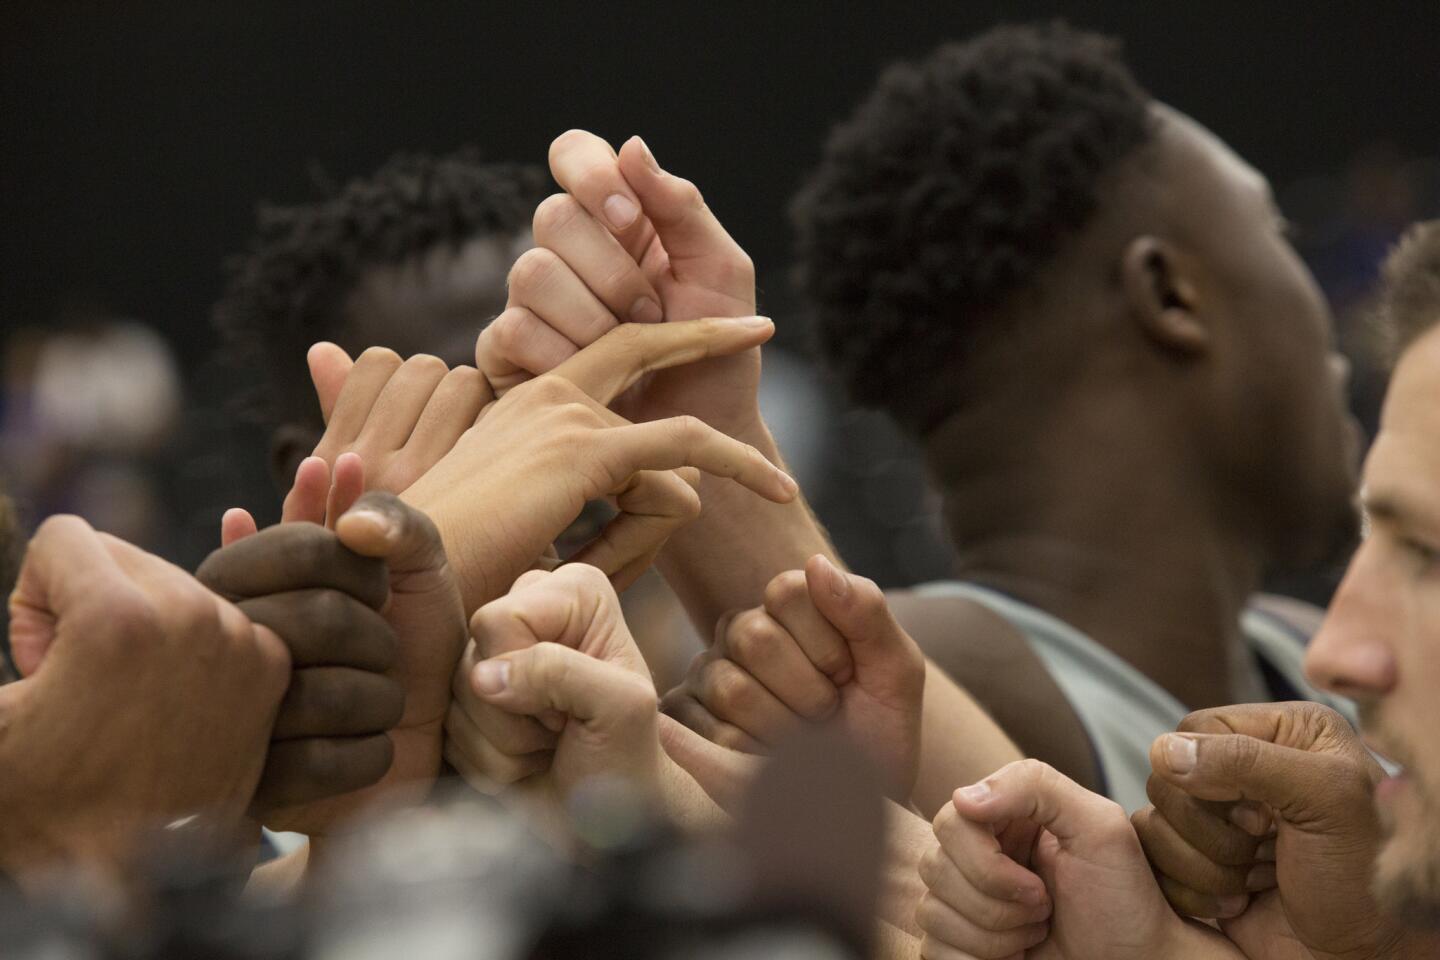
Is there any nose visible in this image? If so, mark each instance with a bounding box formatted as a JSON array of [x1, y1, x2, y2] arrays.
[[1305, 545, 1399, 697]]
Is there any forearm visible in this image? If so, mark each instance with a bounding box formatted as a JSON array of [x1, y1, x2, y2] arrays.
[[657, 755, 732, 833], [911, 660, 1024, 818], [656, 417, 838, 633]]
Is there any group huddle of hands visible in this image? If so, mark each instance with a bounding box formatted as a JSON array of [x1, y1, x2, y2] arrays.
[[1, 131, 1423, 959]]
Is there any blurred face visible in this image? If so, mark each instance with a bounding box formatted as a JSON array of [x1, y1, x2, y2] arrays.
[[269, 230, 531, 488], [1152, 109, 1359, 566], [345, 230, 532, 367], [1306, 324, 1440, 926]]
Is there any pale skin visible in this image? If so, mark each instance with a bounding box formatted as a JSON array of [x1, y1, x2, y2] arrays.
[[471, 129, 1023, 814]]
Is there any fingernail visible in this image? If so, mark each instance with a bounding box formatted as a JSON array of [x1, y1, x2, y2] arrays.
[[1165, 735, 1197, 774], [636, 136, 660, 172], [603, 194, 639, 230], [630, 296, 663, 324], [1215, 894, 1249, 918], [1245, 863, 1276, 891], [956, 781, 991, 804], [733, 314, 772, 329], [474, 660, 510, 695], [1229, 804, 1269, 836], [347, 508, 395, 542], [778, 471, 799, 498]]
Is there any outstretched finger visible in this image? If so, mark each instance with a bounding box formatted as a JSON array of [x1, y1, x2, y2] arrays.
[[324, 452, 365, 528], [221, 507, 259, 547], [549, 316, 774, 406], [599, 412, 796, 505], [308, 341, 355, 425], [281, 456, 332, 525], [547, 129, 655, 260]]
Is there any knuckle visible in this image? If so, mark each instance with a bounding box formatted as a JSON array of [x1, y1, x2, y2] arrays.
[[527, 374, 580, 406], [357, 345, 402, 370], [762, 570, 807, 612], [406, 353, 448, 380], [575, 166, 617, 205], [703, 659, 752, 713], [548, 128, 591, 161], [726, 610, 774, 661], [532, 193, 583, 240], [917, 849, 944, 888], [507, 247, 562, 295], [714, 726, 752, 753]]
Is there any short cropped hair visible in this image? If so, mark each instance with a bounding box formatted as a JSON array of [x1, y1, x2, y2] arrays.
[[213, 149, 547, 430], [792, 22, 1155, 434], [1378, 220, 1440, 363]]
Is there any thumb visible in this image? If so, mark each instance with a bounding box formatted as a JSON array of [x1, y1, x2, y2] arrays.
[[1150, 732, 1371, 827], [803, 555, 916, 677], [335, 491, 447, 585], [658, 713, 762, 816], [953, 759, 1129, 849], [474, 642, 656, 734]]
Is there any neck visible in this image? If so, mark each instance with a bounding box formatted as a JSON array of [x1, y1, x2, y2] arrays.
[[928, 386, 1263, 711]]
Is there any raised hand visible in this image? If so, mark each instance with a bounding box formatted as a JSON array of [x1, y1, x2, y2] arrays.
[[444, 564, 663, 834], [1135, 702, 1425, 960], [920, 759, 1241, 960], [662, 554, 925, 799], [306, 343, 491, 499], [478, 131, 761, 435], [197, 504, 400, 828], [403, 317, 796, 612], [1, 517, 290, 884]]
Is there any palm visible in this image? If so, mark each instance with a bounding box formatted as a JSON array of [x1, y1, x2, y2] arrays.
[[1032, 830, 1186, 960], [837, 684, 919, 798]]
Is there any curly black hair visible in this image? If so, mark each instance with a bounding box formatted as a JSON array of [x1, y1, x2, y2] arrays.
[[792, 22, 1156, 435], [214, 148, 548, 431], [1378, 219, 1440, 363]]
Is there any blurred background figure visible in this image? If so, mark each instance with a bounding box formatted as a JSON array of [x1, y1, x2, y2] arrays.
[[0, 314, 182, 552]]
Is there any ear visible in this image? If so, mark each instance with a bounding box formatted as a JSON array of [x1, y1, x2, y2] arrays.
[[1121, 236, 1209, 355], [267, 424, 320, 495]]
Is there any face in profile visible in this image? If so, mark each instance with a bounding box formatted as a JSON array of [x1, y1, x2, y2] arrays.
[[1149, 108, 1359, 567], [1306, 324, 1440, 926]]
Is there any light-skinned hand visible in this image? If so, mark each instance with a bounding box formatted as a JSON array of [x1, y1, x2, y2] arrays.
[[662, 554, 925, 799], [1, 516, 290, 885]]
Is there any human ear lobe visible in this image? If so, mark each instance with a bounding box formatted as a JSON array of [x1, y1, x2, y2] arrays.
[[1121, 236, 1208, 355]]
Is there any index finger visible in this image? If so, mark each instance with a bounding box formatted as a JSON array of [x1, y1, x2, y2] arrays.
[[549, 316, 773, 405], [548, 130, 654, 259]]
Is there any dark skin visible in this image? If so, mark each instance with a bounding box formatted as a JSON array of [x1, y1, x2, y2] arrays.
[[268, 232, 526, 491], [196, 521, 401, 816], [890, 106, 1359, 791]]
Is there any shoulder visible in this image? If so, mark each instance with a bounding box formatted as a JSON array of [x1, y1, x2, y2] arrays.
[[886, 587, 1103, 792]]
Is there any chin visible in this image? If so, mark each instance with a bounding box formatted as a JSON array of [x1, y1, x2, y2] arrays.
[[1374, 822, 1440, 929]]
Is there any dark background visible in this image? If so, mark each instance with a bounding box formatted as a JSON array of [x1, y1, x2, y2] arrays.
[[2, 0, 1437, 575]]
